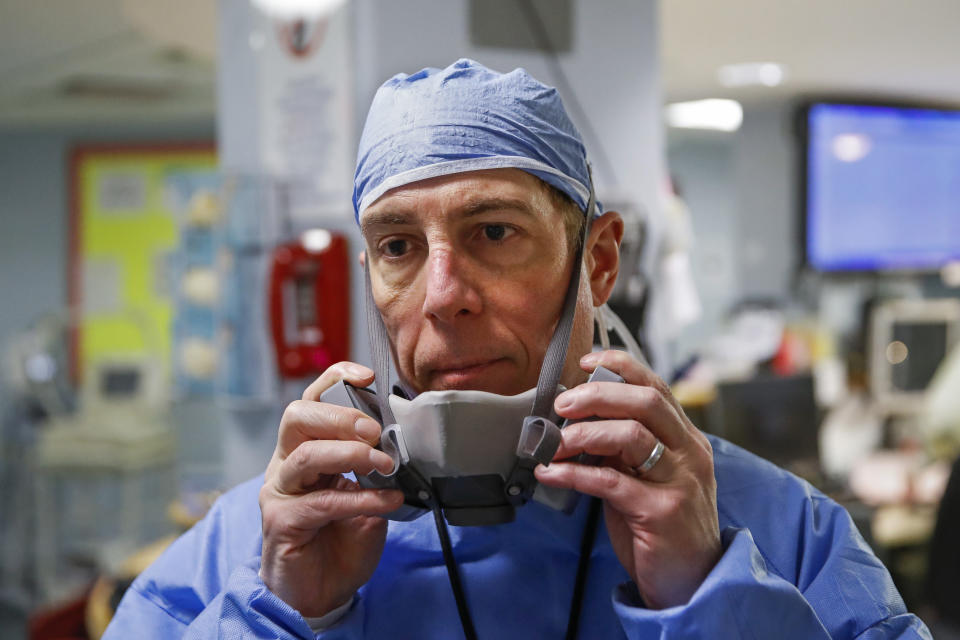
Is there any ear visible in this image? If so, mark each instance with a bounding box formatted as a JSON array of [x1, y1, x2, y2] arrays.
[[358, 250, 366, 268], [585, 211, 623, 307]]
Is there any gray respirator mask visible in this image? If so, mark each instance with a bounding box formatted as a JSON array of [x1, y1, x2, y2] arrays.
[[321, 172, 647, 526]]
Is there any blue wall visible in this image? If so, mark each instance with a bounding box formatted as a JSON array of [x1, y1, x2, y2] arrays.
[[0, 121, 215, 349], [0, 120, 220, 483]]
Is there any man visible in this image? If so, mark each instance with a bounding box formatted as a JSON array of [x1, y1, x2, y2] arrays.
[[105, 60, 930, 638]]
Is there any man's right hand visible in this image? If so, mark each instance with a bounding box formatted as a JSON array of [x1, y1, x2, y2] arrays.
[[259, 362, 404, 618]]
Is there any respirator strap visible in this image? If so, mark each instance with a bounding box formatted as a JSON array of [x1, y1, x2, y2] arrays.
[[505, 166, 595, 505], [530, 164, 597, 420], [364, 259, 397, 426], [597, 303, 651, 368]]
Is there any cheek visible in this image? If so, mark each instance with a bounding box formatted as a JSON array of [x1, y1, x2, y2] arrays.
[[486, 265, 569, 336], [373, 279, 423, 353]]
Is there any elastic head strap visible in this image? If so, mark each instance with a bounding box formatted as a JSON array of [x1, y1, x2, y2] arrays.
[[530, 165, 596, 419], [364, 259, 397, 425]]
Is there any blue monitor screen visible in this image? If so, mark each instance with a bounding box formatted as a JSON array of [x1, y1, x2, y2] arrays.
[[806, 102, 960, 272]]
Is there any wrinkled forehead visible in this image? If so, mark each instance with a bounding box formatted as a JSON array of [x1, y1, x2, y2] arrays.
[[358, 168, 556, 227], [355, 158, 592, 225]]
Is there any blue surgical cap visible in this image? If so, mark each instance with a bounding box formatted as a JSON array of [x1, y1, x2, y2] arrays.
[[353, 58, 598, 222]]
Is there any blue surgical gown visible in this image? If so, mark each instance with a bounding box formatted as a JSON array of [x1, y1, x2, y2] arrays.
[[104, 436, 932, 638]]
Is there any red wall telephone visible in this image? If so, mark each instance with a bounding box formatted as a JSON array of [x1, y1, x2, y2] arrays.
[[268, 230, 349, 379]]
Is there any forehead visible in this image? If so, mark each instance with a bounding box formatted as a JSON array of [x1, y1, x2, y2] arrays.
[[359, 168, 555, 228]]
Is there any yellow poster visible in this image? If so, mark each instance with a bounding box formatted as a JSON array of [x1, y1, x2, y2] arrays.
[[70, 145, 217, 383]]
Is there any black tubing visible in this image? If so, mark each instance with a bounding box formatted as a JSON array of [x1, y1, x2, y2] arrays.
[[433, 506, 479, 640], [565, 497, 602, 640]]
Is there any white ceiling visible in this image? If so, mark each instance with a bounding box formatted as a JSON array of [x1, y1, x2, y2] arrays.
[[0, 0, 216, 126], [661, 0, 960, 105], [1, 0, 959, 127]]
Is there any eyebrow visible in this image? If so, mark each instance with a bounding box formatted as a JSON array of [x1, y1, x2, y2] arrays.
[[460, 197, 537, 219], [360, 211, 415, 237], [361, 197, 537, 236]]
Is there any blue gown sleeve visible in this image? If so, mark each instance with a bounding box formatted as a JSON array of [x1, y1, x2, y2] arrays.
[[610, 440, 933, 639], [105, 552, 372, 639], [611, 527, 929, 639], [101, 472, 377, 639], [100, 475, 345, 639], [184, 561, 375, 638], [106, 558, 314, 639]]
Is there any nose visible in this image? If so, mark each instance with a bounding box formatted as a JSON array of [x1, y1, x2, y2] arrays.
[[422, 248, 482, 323]]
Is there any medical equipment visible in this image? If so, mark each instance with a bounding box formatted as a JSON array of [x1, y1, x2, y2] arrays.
[[1, 314, 76, 610], [34, 354, 175, 604], [870, 298, 960, 415], [321, 364, 622, 526], [714, 373, 819, 468]]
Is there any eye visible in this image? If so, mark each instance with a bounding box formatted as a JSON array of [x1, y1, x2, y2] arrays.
[[482, 224, 512, 242], [380, 238, 409, 257]]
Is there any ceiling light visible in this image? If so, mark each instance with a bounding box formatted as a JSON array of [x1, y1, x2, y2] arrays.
[[250, 0, 348, 19], [301, 228, 333, 253], [664, 99, 743, 132], [941, 261, 960, 288], [717, 62, 787, 88]]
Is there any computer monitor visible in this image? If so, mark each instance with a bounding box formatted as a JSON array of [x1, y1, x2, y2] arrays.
[[870, 298, 960, 415], [802, 101, 960, 272], [82, 355, 164, 413], [714, 374, 820, 467]]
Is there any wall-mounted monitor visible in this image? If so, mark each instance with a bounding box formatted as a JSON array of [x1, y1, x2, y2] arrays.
[[803, 101, 960, 272]]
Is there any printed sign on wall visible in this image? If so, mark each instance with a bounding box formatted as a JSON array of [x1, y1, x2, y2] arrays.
[[69, 144, 217, 384]]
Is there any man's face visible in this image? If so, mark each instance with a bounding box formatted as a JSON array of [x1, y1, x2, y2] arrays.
[[360, 169, 581, 395]]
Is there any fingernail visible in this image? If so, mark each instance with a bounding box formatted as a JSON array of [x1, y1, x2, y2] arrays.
[[355, 417, 381, 443], [347, 364, 372, 378], [374, 452, 396, 475], [580, 352, 599, 365], [555, 392, 574, 411]]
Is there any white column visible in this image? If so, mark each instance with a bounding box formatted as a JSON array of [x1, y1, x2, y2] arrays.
[[215, 0, 356, 487]]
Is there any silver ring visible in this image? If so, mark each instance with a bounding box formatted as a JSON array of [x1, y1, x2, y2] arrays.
[[633, 439, 665, 475]]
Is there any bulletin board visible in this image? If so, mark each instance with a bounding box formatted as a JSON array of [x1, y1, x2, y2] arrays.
[[68, 144, 217, 383]]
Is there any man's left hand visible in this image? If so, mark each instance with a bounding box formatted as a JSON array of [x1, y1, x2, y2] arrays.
[[534, 349, 721, 610]]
